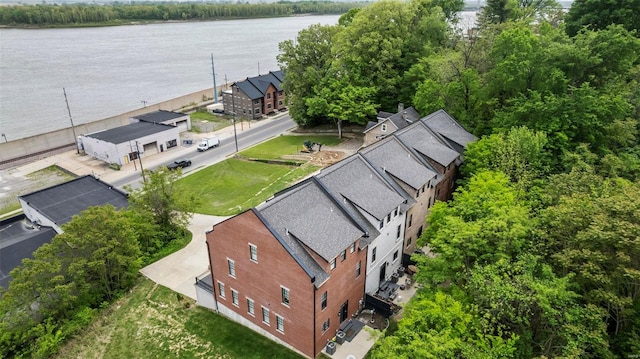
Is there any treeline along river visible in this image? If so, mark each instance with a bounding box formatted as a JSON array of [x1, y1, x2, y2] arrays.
[[0, 11, 478, 141]]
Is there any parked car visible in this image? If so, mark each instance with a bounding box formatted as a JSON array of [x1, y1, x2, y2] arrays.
[[167, 159, 192, 170]]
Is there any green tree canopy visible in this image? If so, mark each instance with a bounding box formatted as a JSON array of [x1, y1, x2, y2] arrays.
[[565, 0, 640, 37]]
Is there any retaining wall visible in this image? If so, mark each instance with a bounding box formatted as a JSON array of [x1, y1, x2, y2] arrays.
[[0, 88, 214, 165]]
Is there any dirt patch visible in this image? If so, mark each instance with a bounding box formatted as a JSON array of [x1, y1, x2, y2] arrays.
[[308, 150, 346, 166]]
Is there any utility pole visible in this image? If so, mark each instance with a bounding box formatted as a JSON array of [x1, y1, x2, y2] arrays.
[[129, 141, 137, 170], [135, 141, 146, 182], [211, 53, 218, 103], [257, 61, 260, 75], [224, 74, 229, 90], [231, 89, 239, 153], [63, 87, 79, 154]]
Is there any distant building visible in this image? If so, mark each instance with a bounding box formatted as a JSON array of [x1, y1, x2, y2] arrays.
[[79, 121, 180, 166], [131, 110, 191, 132], [222, 70, 286, 120]]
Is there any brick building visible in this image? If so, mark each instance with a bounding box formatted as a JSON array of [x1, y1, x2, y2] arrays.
[[222, 70, 286, 120]]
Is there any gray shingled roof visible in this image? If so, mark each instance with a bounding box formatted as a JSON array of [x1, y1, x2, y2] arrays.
[[133, 110, 186, 124], [360, 137, 437, 190], [235, 71, 284, 100], [421, 109, 476, 152], [0, 216, 56, 289], [396, 122, 460, 167], [86, 121, 175, 144], [258, 180, 364, 271], [317, 155, 405, 222], [386, 106, 420, 130], [19, 175, 129, 226]]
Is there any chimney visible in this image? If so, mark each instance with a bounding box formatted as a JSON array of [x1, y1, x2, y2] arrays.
[[398, 103, 404, 113]]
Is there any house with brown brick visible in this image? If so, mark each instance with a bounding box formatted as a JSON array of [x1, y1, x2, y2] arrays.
[[222, 70, 286, 120], [205, 178, 368, 358]]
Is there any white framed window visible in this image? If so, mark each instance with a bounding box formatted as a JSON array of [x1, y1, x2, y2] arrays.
[[381, 124, 387, 132], [249, 243, 258, 262], [397, 225, 402, 239], [350, 242, 356, 253], [372, 247, 377, 262], [218, 281, 226, 298], [281, 286, 290, 306], [394, 207, 398, 217], [393, 250, 399, 262], [262, 307, 270, 324], [356, 261, 361, 277], [330, 258, 336, 270], [276, 314, 284, 333], [379, 220, 384, 229], [247, 298, 255, 316], [340, 250, 346, 262], [227, 259, 236, 277], [322, 318, 330, 333], [231, 289, 239, 306], [387, 213, 391, 223], [321, 291, 327, 309]]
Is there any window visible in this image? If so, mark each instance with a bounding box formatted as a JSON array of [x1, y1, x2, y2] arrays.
[[422, 185, 425, 193], [166, 139, 177, 149], [321, 291, 327, 309], [267, 92, 271, 99], [428, 197, 432, 207], [381, 124, 387, 132], [227, 259, 236, 277], [394, 208, 398, 217], [267, 103, 272, 109], [231, 289, 239, 306], [356, 261, 361, 277], [436, 188, 440, 197], [407, 237, 412, 247], [322, 319, 330, 333], [249, 110, 252, 115], [340, 250, 346, 262], [379, 220, 384, 229], [409, 214, 413, 227], [416, 190, 420, 198], [278, 100, 283, 106], [418, 226, 423, 238], [350, 242, 356, 253], [249, 244, 258, 262], [330, 258, 336, 270], [387, 213, 391, 223], [218, 281, 225, 298], [397, 225, 402, 239], [281, 286, 290, 306], [247, 298, 255, 315], [393, 250, 399, 261], [372, 247, 377, 262], [279, 91, 283, 96], [276, 315, 284, 333], [262, 307, 270, 324]]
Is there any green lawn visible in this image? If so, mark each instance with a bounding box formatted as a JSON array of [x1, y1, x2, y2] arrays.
[[189, 109, 233, 133], [239, 135, 342, 160], [55, 277, 303, 359], [176, 158, 320, 216]]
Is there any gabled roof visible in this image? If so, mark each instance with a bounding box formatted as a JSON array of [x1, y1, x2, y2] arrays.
[[421, 109, 477, 153], [132, 110, 186, 124], [317, 154, 405, 223], [364, 106, 420, 134], [235, 70, 284, 100], [19, 175, 129, 226], [395, 122, 460, 167], [257, 180, 364, 283], [85, 121, 176, 144], [360, 137, 437, 190]]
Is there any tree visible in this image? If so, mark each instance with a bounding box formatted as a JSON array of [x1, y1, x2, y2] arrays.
[[0, 205, 140, 357], [416, 171, 532, 285], [277, 24, 341, 127], [370, 291, 518, 359], [126, 167, 195, 233], [477, 0, 561, 27], [565, 0, 640, 37]]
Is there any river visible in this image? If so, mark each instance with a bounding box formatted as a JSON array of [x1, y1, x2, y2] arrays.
[[0, 11, 478, 141]]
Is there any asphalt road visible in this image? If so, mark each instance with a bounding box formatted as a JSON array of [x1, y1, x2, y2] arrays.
[[112, 114, 296, 189]]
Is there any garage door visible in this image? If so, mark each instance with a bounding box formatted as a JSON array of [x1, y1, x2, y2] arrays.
[[143, 142, 158, 156]]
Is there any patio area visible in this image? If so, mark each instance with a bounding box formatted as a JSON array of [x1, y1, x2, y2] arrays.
[[322, 270, 420, 359]]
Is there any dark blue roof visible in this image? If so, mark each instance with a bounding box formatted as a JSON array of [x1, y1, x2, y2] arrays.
[[234, 70, 284, 100]]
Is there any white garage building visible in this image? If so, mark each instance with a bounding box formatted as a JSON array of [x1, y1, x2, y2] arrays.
[[131, 110, 191, 132], [79, 121, 181, 166]]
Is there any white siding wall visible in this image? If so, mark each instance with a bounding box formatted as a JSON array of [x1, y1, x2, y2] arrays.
[[359, 207, 406, 294], [19, 199, 62, 233]]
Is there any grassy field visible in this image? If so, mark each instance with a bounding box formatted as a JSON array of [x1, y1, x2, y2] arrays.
[[55, 277, 303, 359], [176, 158, 319, 216], [189, 109, 233, 133], [240, 135, 342, 160]]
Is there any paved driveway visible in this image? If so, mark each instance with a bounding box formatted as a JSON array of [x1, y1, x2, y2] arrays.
[[140, 213, 228, 300]]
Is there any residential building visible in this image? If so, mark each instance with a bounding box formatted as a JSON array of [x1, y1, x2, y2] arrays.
[[363, 105, 420, 146], [205, 179, 367, 358], [222, 70, 286, 120]]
